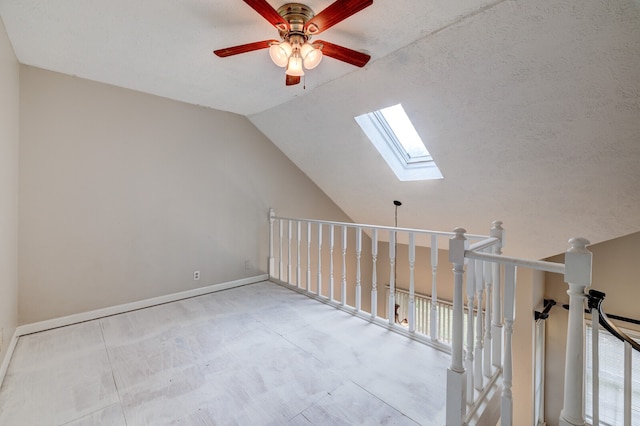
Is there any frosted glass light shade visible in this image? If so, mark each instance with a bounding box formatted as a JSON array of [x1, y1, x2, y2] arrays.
[[285, 55, 304, 76], [300, 43, 323, 69], [269, 42, 292, 68]]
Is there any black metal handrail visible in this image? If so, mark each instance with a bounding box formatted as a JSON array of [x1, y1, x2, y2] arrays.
[[587, 290, 640, 353], [534, 299, 556, 321]]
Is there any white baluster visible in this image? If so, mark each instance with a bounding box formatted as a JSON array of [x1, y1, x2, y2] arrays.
[[491, 221, 504, 368], [474, 258, 484, 391], [502, 264, 516, 426], [418, 298, 423, 333], [624, 341, 631, 426], [423, 298, 428, 334], [440, 305, 446, 342], [279, 219, 284, 280], [296, 221, 301, 288], [329, 224, 335, 302], [559, 237, 592, 426], [423, 299, 428, 334], [306, 222, 311, 292], [466, 258, 476, 404], [591, 307, 599, 426], [341, 225, 347, 306], [483, 250, 493, 377], [446, 228, 468, 425], [408, 232, 416, 333], [371, 229, 378, 319], [268, 209, 275, 277], [389, 231, 396, 326], [287, 220, 292, 283], [430, 235, 439, 341], [355, 227, 362, 312], [317, 223, 322, 296], [444, 304, 450, 343], [449, 304, 453, 343]]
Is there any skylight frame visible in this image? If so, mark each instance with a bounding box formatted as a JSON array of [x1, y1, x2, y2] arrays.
[[355, 104, 443, 181]]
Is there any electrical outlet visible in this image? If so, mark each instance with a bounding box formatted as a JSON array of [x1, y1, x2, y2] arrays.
[[244, 260, 251, 270], [193, 271, 200, 280]]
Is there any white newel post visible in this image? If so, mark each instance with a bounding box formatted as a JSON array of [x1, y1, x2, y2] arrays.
[[355, 227, 362, 312], [329, 225, 335, 302], [502, 264, 517, 426], [389, 231, 396, 326], [559, 237, 592, 426], [317, 223, 322, 296], [268, 209, 275, 277], [624, 342, 632, 426], [466, 258, 476, 403], [483, 250, 493, 377], [287, 221, 292, 283], [474, 258, 484, 391], [296, 221, 301, 288], [279, 219, 284, 280], [408, 232, 416, 333], [430, 235, 439, 341], [491, 220, 504, 368], [306, 222, 312, 292], [341, 226, 347, 306], [371, 229, 378, 319], [591, 302, 599, 426], [446, 228, 468, 426]]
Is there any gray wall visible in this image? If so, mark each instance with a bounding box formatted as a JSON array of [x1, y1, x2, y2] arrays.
[[0, 16, 19, 370], [18, 66, 352, 324]]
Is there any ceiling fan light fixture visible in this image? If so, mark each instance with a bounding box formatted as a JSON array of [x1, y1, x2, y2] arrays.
[[300, 42, 323, 69], [269, 41, 292, 67], [214, 0, 374, 86], [285, 54, 305, 76]]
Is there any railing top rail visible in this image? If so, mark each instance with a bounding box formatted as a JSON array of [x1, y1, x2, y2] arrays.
[[465, 249, 566, 274], [468, 237, 500, 252], [271, 215, 490, 240]]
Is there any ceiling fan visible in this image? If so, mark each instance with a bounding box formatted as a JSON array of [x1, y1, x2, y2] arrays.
[[214, 0, 373, 86]]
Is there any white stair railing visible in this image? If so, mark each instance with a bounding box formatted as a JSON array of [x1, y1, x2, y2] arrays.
[[387, 286, 476, 346], [268, 210, 594, 426], [446, 228, 592, 426], [587, 290, 640, 426], [268, 209, 489, 348]]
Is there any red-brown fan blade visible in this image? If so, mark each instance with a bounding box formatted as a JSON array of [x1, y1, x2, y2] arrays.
[[304, 0, 373, 34], [214, 40, 278, 57], [243, 0, 289, 31], [285, 74, 301, 86], [315, 40, 370, 67]]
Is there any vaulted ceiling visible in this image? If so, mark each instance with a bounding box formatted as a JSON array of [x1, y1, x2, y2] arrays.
[[2, 0, 639, 259]]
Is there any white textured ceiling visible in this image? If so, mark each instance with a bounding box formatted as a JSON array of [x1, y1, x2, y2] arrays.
[[2, 0, 639, 259]]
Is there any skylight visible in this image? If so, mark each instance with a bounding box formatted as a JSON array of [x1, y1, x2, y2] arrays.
[[355, 104, 443, 181]]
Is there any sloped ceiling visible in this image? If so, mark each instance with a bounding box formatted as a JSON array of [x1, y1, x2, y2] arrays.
[[1, 0, 639, 259]]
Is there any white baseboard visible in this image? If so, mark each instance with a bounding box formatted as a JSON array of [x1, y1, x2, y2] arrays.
[[0, 328, 20, 390], [15, 274, 268, 338]]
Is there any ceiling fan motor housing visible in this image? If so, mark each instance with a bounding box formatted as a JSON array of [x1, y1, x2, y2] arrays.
[[277, 3, 316, 41]]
